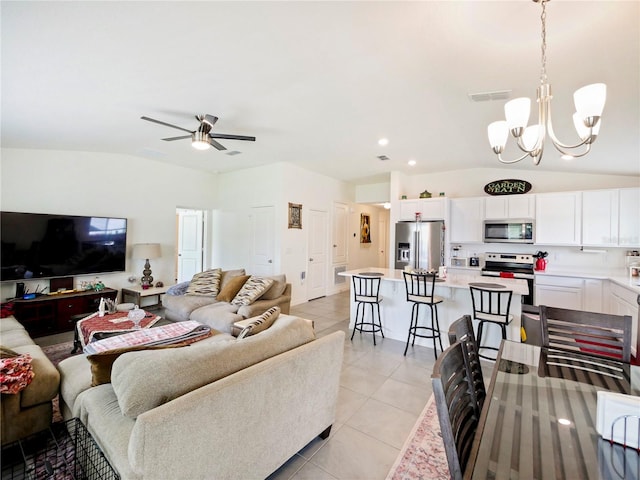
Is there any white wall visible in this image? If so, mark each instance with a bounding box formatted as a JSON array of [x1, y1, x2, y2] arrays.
[[0, 148, 218, 300], [394, 167, 639, 200]]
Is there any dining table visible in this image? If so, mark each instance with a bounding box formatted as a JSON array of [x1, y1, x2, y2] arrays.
[[465, 340, 640, 480]]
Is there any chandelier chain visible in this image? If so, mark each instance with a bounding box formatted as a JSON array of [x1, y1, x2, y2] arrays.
[[540, 0, 547, 85]]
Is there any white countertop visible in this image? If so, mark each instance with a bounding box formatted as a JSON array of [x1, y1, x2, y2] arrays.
[[340, 267, 530, 296], [534, 268, 640, 293]]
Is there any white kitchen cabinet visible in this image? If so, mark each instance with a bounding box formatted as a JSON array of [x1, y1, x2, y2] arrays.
[[450, 197, 484, 243], [399, 198, 446, 221], [535, 192, 581, 245], [535, 275, 584, 310], [485, 195, 535, 220], [582, 189, 619, 246], [619, 187, 640, 247], [583, 279, 604, 313], [609, 282, 639, 357]]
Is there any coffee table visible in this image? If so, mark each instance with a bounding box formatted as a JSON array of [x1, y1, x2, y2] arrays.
[[74, 310, 161, 352]]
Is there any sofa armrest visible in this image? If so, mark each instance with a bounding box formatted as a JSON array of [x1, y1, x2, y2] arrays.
[[237, 283, 292, 318]]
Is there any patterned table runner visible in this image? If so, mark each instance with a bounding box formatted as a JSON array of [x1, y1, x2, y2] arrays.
[[76, 310, 160, 348]]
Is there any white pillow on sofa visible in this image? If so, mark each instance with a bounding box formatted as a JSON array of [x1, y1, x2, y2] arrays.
[[231, 276, 274, 306]]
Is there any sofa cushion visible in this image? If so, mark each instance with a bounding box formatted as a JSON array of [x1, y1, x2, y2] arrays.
[[231, 276, 274, 306], [0, 329, 35, 350], [259, 274, 287, 300], [237, 306, 281, 339], [220, 269, 246, 288], [216, 275, 250, 302], [10, 344, 60, 408], [189, 303, 242, 334], [111, 315, 315, 419], [162, 294, 219, 321], [1, 346, 19, 358], [186, 268, 222, 297]]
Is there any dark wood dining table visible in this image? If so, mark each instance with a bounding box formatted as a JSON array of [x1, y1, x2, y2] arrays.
[[465, 340, 640, 480]]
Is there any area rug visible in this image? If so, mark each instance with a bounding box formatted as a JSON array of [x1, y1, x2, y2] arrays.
[[42, 341, 79, 423], [386, 394, 450, 480]]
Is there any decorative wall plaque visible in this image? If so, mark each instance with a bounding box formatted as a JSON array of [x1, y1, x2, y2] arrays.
[[288, 203, 302, 229], [360, 213, 371, 243], [484, 179, 532, 196]]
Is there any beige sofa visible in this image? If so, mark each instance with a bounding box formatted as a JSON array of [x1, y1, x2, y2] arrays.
[[162, 269, 292, 333], [57, 315, 344, 479], [0, 316, 60, 445]]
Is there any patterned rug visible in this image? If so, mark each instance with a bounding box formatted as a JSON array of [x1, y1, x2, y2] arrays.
[[386, 394, 450, 480], [42, 341, 78, 423]]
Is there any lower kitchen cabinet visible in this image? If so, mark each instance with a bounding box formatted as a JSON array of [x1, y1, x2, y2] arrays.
[[535, 275, 584, 311], [609, 282, 639, 357]]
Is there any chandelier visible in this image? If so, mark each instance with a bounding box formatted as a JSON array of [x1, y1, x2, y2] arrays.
[[487, 0, 606, 165]]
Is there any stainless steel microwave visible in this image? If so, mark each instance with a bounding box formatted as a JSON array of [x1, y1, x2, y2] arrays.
[[483, 220, 534, 244]]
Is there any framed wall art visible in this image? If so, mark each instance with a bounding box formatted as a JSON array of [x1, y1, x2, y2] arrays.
[[288, 202, 302, 229], [360, 213, 371, 243]]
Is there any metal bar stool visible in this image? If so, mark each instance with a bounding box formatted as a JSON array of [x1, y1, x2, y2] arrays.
[[469, 285, 513, 360], [403, 271, 444, 358], [351, 275, 384, 345]]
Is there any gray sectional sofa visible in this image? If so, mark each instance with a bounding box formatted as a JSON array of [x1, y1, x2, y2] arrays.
[[162, 268, 292, 334], [0, 316, 60, 445], [57, 314, 345, 479]]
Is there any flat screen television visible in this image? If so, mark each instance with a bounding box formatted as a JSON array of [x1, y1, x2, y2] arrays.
[[1, 211, 127, 282]]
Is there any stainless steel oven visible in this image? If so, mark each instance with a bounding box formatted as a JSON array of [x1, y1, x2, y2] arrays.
[[481, 253, 535, 305]]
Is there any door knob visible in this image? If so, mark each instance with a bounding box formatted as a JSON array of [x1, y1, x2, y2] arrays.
[[268, 260, 273, 263], [309, 258, 314, 261]]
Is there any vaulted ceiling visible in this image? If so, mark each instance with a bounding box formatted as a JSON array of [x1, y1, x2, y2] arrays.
[[2, 1, 638, 184]]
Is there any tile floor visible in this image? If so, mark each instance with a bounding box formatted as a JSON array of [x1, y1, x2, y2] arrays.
[[267, 291, 439, 480]]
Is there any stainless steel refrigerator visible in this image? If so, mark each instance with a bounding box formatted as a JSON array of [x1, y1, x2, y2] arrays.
[[395, 221, 445, 271]]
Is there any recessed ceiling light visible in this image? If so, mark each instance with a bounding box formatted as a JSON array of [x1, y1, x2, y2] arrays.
[[558, 418, 572, 426], [378, 138, 389, 146], [408, 159, 416, 166]]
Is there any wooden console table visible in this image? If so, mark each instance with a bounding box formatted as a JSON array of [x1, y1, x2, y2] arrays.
[[12, 288, 117, 338], [121, 285, 170, 310]]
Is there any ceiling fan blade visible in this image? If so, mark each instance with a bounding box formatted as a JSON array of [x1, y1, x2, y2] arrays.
[[209, 133, 256, 142], [209, 138, 227, 151], [162, 135, 192, 141], [203, 114, 219, 127], [141, 116, 194, 134]]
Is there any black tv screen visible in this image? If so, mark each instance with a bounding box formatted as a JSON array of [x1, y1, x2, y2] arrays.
[[1, 211, 127, 281]]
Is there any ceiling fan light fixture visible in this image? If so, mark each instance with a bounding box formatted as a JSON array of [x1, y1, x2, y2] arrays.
[[191, 132, 211, 150]]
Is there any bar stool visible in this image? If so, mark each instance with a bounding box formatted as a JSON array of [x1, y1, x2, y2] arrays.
[[351, 275, 384, 345], [403, 271, 444, 358], [469, 286, 513, 360]]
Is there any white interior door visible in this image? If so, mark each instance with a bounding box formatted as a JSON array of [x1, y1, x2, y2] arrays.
[[251, 206, 275, 276], [378, 216, 388, 268], [332, 202, 348, 265], [177, 209, 203, 283], [308, 209, 328, 300]]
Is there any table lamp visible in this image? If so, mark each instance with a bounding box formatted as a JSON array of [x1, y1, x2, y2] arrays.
[[132, 243, 161, 288]]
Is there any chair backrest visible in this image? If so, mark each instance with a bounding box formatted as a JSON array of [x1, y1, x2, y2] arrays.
[[352, 275, 381, 303], [540, 305, 631, 363], [469, 286, 513, 323], [403, 271, 437, 302], [447, 315, 486, 413], [431, 341, 479, 480]]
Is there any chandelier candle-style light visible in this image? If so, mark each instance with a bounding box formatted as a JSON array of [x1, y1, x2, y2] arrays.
[[488, 0, 606, 165]]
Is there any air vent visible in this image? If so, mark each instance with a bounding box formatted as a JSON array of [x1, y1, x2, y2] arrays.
[[377, 155, 390, 161], [468, 90, 512, 102], [226, 150, 242, 156]]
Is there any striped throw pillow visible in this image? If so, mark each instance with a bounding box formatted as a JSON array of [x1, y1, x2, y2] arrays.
[[231, 276, 274, 306], [185, 268, 222, 297], [237, 307, 281, 339]]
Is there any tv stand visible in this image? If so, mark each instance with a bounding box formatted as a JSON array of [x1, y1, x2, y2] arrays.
[[12, 288, 117, 338]]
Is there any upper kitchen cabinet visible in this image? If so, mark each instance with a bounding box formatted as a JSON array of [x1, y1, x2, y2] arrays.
[[619, 187, 640, 247], [582, 189, 619, 246], [398, 198, 446, 221], [582, 187, 640, 247], [450, 197, 484, 243], [535, 192, 581, 245], [485, 195, 535, 220]]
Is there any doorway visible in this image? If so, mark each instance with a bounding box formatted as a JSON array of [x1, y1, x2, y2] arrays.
[[307, 209, 328, 300], [175, 208, 205, 283]]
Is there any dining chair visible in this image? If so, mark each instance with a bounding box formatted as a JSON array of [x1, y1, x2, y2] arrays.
[[447, 314, 486, 413], [351, 275, 384, 345], [403, 271, 444, 358], [469, 285, 513, 360], [431, 341, 479, 480], [539, 305, 632, 363]]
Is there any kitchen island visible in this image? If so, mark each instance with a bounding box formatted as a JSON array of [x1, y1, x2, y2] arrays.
[[340, 267, 529, 353]]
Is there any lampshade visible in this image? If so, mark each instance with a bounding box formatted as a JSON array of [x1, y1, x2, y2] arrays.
[[191, 132, 211, 150], [504, 97, 531, 132], [488, 121, 509, 150], [573, 83, 607, 119], [132, 243, 161, 260]]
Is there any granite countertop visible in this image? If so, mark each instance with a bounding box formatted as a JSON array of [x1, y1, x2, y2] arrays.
[[340, 267, 530, 295]]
